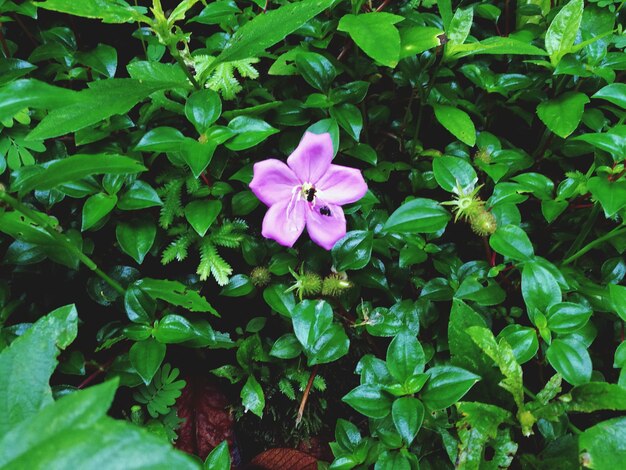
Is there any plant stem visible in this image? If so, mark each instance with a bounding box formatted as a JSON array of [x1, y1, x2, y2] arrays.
[[296, 365, 319, 427], [0, 23, 11, 58], [562, 224, 626, 266], [169, 46, 201, 90], [0, 190, 126, 296]]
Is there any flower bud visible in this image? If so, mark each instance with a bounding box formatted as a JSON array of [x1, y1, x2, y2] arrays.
[[322, 273, 352, 297], [470, 209, 497, 236], [250, 266, 271, 287]]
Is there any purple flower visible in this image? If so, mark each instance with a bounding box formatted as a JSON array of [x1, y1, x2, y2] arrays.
[[249, 132, 368, 250]]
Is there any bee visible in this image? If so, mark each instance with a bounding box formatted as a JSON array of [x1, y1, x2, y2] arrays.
[[319, 206, 332, 216], [305, 187, 316, 202]]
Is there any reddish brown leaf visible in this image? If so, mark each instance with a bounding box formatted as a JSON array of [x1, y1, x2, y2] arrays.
[[175, 375, 236, 461], [248, 448, 318, 470]]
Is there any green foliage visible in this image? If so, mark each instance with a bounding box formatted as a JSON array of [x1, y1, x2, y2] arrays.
[[133, 363, 186, 419], [1, 0, 626, 467]]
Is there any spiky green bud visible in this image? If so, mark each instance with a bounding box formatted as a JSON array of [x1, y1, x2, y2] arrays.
[[322, 273, 352, 297], [286, 268, 322, 300], [470, 209, 497, 236], [250, 266, 271, 287]]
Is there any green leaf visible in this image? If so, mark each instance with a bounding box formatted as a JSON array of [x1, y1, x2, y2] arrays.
[[116, 219, 156, 264], [117, 181, 163, 211], [421, 366, 480, 410], [129, 338, 166, 385], [77, 44, 117, 78], [384, 198, 451, 233], [81, 193, 117, 231], [214, 0, 336, 64], [262, 284, 295, 317], [610, 284, 626, 321], [135, 278, 219, 315], [0, 304, 78, 434], [448, 299, 493, 374], [568, 382, 626, 412], [0, 59, 37, 86], [205, 440, 231, 470], [0, 380, 117, 466], [450, 37, 547, 58], [153, 314, 215, 346], [579, 417, 626, 468], [497, 325, 539, 365], [593, 83, 626, 109], [269, 333, 302, 359], [241, 375, 265, 417], [432, 155, 477, 193], [124, 285, 156, 324], [546, 302, 592, 334], [546, 338, 591, 386], [392, 397, 424, 446], [291, 300, 350, 365], [295, 52, 337, 92], [1, 380, 198, 468], [447, 7, 473, 47], [467, 326, 527, 426], [184, 200, 222, 237], [587, 177, 626, 217], [35, 0, 143, 23], [11, 154, 146, 196], [135, 127, 185, 152], [536, 92, 589, 138], [185, 89, 222, 134], [522, 260, 561, 316], [0, 79, 79, 122], [337, 12, 404, 68], [342, 384, 393, 418], [386, 331, 425, 383], [545, 0, 584, 66], [331, 230, 373, 271], [489, 224, 534, 261], [225, 116, 278, 151], [433, 104, 476, 146], [329, 103, 363, 141], [455, 401, 511, 469], [220, 274, 254, 297], [400, 26, 444, 59], [28, 79, 183, 140]]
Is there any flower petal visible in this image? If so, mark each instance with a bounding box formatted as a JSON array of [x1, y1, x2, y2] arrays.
[[287, 132, 334, 184], [262, 199, 306, 247], [316, 164, 368, 205], [305, 203, 346, 251], [249, 159, 300, 206]]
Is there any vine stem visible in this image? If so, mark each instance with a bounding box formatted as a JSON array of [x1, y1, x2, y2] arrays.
[[0, 189, 126, 296], [296, 365, 319, 427], [562, 224, 626, 266], [169, 46, 201, 90], [0, 23, 10, 58]]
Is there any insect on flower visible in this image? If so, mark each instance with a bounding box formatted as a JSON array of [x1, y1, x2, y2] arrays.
[[249, 132, 368, 250]]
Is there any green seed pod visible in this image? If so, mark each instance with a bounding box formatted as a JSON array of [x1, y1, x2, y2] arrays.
[[470, 209, 497, 236]]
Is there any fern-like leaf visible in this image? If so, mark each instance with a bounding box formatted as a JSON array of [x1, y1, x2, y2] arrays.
[[159, 179, 184, 229], [133, 364, 186, 418], [279, 378, 296, 400], [197, 238, 233, 285], [162, 232, 193, 264]]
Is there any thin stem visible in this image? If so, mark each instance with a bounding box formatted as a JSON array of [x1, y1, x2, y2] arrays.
[[0, 190, 126, 296], [563, 204, 599, 260], [413, 58, 443, 143], [169, 46, 201, 90], [0, 23, 11, 58], [296, 365, 319, 427], [562, 224, 626, 266]]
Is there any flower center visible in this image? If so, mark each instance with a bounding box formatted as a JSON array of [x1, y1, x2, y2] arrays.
[[300, 183, 317, 203]]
